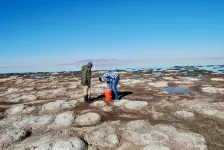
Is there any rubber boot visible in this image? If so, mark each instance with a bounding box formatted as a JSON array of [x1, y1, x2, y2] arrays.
[[84, 95, 89, 102]]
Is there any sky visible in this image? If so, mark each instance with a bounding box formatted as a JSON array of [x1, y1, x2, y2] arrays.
[[0, 0, 224, 73]]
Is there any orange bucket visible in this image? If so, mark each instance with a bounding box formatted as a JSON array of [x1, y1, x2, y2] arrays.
[[104, 88, 113, 102]]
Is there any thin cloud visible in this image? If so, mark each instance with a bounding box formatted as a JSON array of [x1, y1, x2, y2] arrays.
[[1, 57, 223, 69]]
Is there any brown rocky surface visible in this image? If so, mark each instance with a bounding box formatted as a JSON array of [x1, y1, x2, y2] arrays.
[[0, 69, 223, 150]]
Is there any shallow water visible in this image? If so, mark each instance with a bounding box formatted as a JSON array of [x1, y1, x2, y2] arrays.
[[137, 78, 145, 80], [132, 74, 139, 77], [29, 76, 48, 79], [197, 74, 204, 78], [152, 72, 163, 75], [200, 82, 209, 85], [163, 88, 189, 94]]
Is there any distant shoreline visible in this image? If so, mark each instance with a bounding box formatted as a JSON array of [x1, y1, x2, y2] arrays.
[[0, 64, 223, 75]]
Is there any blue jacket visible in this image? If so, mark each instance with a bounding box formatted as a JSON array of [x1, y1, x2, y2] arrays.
[[102, 72, 119, 82]]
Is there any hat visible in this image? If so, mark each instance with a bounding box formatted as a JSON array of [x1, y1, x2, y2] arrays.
[[87, 62, 93, 68]]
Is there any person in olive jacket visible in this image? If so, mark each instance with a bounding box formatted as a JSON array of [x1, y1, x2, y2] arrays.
[[81, 62, 93, 102]]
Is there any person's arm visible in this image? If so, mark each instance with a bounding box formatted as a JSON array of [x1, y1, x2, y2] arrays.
[[87, 69, 91, 87], [81, 66, 86, 85], [102, 74, 110, 88], [103, 73, 112, 82]]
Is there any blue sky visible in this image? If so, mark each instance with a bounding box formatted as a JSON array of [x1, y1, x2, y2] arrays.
[[0, 0, 224, 72]]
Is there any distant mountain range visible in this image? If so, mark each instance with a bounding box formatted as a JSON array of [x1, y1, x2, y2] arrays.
[[1, 57, 223, 69], [59, 59, 133, 66]]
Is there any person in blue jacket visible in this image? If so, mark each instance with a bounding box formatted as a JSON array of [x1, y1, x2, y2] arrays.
[[99, 72, 120, 101]]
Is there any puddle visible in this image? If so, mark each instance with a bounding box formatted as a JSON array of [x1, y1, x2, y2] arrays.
[[185, 76, 195, 79], [132, 74, 139, 77], [137, 78, 145, 80], [163, 88, 189, 94], [29, 76, 48, 79], [182, 75, 203, 79], [132, 74, 141, 80], [152, 72, 163, 75], [200, 82, 209, 85], [197, 74, 204, 78]]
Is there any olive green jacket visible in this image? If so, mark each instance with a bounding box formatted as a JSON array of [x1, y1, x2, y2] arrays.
[[81, 65, 91, 87]]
